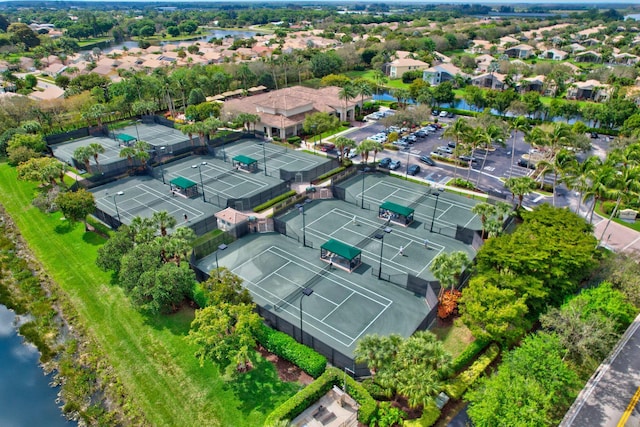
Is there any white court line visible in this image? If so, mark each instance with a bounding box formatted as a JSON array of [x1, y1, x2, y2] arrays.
[[136, 184, 204, 217], [232, 245, 391, 346], [368, 180, 479, 212]]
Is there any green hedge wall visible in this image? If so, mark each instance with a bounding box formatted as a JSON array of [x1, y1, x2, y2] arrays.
[[254, 323, 327, 378], [263, 367, 376, 426], [444, 343, 500, 400], [253, 190, 297, 213], [312, 166, 346, 184], [451, 339, 491, 374], [403, 400, 441, 427]]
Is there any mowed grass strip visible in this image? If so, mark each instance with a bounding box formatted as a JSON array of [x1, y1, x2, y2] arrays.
[[0, 164, 297, 426]]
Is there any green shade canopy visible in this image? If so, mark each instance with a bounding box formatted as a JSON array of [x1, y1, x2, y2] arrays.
[[380, 201, 414, 217], [232, 155, 257, 165], [321, 239, 361, 260], [170, 176, 198, 189], [116, 133, 136, 143]]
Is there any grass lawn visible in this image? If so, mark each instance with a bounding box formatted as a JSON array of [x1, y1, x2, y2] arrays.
[[0, 164, 299, 426], [432, 319, 475, 359], [595, 202, 640, 233]]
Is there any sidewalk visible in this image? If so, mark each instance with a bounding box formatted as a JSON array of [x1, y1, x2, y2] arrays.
[[592, 216, 640, 254]]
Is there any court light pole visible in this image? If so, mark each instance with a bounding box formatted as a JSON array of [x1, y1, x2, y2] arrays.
[[215, 244, 227, 279], [113, 191, 124, 224], [430, 192, 440, 233], [134, 119, 141, 141], [299, 205, 306, 248], [374, 233, 385, 279], [192, 162, 207, 202], [299, 288, 314, 343], [262, 140, 267, 176], [361, 168, 366, 209], [158, 146, 166, 184], [405, 147, 411, 180]]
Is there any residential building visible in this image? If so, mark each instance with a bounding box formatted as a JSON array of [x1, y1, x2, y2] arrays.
[[567, 80, 612, 102], [386, 57, 429, 79], [422, 63, 467, 86], [539, 48, 568, 61], [221, 86, 365, 140], [504, 44, 535, 59], [471, 72, 506, 90], [613, 53, 639, 65], [575, 50, 602, 63], [519, 75, 545, 93], [475, 54, 496, 73]]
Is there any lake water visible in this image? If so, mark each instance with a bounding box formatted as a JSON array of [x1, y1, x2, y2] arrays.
[[625, 14, 640, 21], [0, 305, 76, 427], [99, 29, 257, 53]]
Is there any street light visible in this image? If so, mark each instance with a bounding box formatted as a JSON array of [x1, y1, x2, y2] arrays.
[[134, 119, 141, 141], [430, 192, 440, 233], [374, 233, 385, 279], [113, 191, 124, 224], [191, 162, 208, 202], [299, 205, 306, 247], [158, 146, 166, 184], [215, 244, 227, 279], [299, 288, 314, 343]]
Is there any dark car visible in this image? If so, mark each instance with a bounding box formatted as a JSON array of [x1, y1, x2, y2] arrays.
[[320, 143, 335, 152], [447, 141, 457, 148], [447, 112, 455, 118], [590, 132, 599, 139], [379, 157, 392, 168], [407, 164, 421, 176], [431, 110, 440, 116], [419, 155, 436, 166], [517, 158, 536, 169], [459, 155, 477, 163], [414, 130, 427, 138]]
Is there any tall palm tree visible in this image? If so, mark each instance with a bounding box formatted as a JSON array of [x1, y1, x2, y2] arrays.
[[443, 118, 471, 179], [370, 141, 385, 165], [338, 83, 357, 122], [119, 147, 137, 170], [179, 123, 198, 147], [73, 146, 92, 174], [133, 140, 151, 169], [87, 142, 105, 172], [354, 79, 373, 111], [583, 163, 615, 224], [357, 139, 375, 165], [508, 116, 531, 179], [564, 155, 602, 217], [504, 176, 536, 209], [353, 333, 403, 378], [152, 210, 177, 236], [430, 251, 470, 300], [372, 69, 387, 95], [471, 202, 496, 239], [334, 136, 356, 164]]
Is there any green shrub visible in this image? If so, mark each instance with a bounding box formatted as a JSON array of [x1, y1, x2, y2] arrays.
[[444, 343, 500, 400], [450, 178, 474, 190], [192, 283, 208, 308], [254, 323, 327, 378], [362, 378, 394, 400], [264, 367, 376, 426], [340, 121, 351, 127], [601, 201, 617, 216], [253, 190, 297, 212], [287, 136, 301, 145], [403, 400, 441, 427], [451, 339, 490, 373], [312, 166, 346, 183], [384, 143, 400, 151]]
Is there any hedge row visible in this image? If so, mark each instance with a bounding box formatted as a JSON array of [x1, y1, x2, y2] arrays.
[[312, 166, 346, 184], [254, 323, 327, 378], [444, 343, 500, 400], [191, 283, 208, 309], [263, 367, 376, 426], [252, 190, 297, 213], [403, 401, 441, 427], [451, 339, 491, 374]]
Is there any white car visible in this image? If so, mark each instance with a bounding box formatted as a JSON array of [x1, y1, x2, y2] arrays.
[[439, 111, 448, 118]]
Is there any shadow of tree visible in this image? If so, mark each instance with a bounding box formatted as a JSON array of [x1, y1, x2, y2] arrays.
[[54, 220, 74, 234], [226, 355, 301, 414], [82, 230, 107, 246]]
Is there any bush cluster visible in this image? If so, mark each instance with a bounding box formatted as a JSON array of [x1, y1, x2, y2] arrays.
[[287, 136, 301, 145], [254, 323, 327, 378], [444, 343, 500, 399], [403, 400, 441, 427], [450, 177, 475, 190], [450, 339, 491, 373], [252, 190, 297, 213], [311, 166, 346, 184], [263, 367, 376, 426]]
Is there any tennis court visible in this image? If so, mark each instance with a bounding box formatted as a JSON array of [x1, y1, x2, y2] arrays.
[[224, 139, 331, 174], [52, 135, 125, 166], [281, 199, 476, 282], [160, 155, 284, 208], [112, 122, 189, 149], [199, 233, 432, 357], [91, 175, 209, 226], [336, 173, 482, 236]]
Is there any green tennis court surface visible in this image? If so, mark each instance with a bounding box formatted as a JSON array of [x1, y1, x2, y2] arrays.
[[224, 139, 330, 173]]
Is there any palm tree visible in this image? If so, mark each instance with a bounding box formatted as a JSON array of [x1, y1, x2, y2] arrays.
[[471, 202, 496, 239], [353, 333, 403, 378], [583, 163, 615, 224], [370, 141, 385, 165], [357, 139, 375, 165], [119, 147, 137, 169], [202, 117, 223, 144], [443, 118, 471, 179], [133, 140, 151, 169], [504, 176, 537, 209], [392, 88, 411, 109], [334, 136, 356, 164], [170, 226, 196, 265], [372, 69, 387, 95], [87, 142, 105, 172], [338, 83, 357, 122], [179, 123, 198, 147], [354, 79, 373, 111], [508, 116, 531, 179], [430, 251, 470, 301], [152, 210, 177, 236], [564, 155, 602, 217], [73, 146, 92, 174]]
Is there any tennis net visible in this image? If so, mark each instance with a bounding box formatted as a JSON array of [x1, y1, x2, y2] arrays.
[[274, 263, 331, 311]]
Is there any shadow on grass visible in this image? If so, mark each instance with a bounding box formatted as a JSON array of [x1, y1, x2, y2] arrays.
[[82, 230, 108, 245], [145, 302, 196, 336], [54, 219, 74, 234], [226, 355, 301, 414]]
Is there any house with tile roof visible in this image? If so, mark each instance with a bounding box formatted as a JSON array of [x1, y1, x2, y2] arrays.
[[422, 63, 467, 86], [386, 57, 429, 79]]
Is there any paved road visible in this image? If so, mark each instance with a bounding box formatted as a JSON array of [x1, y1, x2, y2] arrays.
[[561, 314, 640, 427]]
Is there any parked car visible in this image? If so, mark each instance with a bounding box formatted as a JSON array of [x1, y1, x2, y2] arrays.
[[406, 135, 417, 142], [447, 112, 455, 118], [419, 155, 436, 166], [432, 110, 440, 116], [590, 132, 599, 139], [320, 143, 335, 152], [345, 149, 358, 159], [379, 157, 392, 168], [437, 146, 453, 154], [389, 160, 401, 170], [439, 110, 448, 118], [517, 158, 537, 169], [414, 130, 428, 138], [407, 164, 421, 176], [459, 155, 477, 163], [447, 141, 457, 148]]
